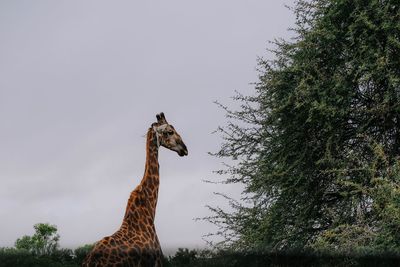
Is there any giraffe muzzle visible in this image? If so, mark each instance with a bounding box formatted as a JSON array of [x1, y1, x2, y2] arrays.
[[178, 142, 188, 157]]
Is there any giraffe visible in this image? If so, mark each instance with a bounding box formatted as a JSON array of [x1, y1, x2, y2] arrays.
[[83, 112, 188, 267]]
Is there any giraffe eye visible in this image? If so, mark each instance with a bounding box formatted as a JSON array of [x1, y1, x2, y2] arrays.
[[163, 131, 173, 137]]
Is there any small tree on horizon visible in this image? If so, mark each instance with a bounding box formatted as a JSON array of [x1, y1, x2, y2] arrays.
[[15, 223, 60, 256]]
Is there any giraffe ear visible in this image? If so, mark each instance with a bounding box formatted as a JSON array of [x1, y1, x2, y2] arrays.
[[156, 112, 167, 124]]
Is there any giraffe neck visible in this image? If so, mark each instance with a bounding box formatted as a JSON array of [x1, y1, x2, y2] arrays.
[[140, 127, 160, 207], [123, 128, 160, 228]]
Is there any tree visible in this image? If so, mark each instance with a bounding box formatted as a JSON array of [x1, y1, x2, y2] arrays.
[[15, 223, 60, 255], [209, 0, 400, 252], [168, 248, 199, 267], [14, 235, 35, 251], [73, 244, 94, 264]]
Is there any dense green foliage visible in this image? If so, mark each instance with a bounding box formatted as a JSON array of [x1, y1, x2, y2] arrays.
[[0, 247, 78, 267], [15, 223, 60, 256], [208, 0, 400, 252], [1, 223, 93, 267], [1, 246, 399, 267], [73, 243, 94, 264], [1, 223, 399, 266]]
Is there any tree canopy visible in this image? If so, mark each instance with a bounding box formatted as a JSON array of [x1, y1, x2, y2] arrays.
[[209, 0, 400, 252], [15, 223, 60, 255]]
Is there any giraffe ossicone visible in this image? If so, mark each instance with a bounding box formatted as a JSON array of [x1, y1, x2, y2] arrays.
[[83, 112, 188, 267]]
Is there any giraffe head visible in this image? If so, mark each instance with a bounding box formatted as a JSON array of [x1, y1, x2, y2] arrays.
[[152, 112, 188, 157]]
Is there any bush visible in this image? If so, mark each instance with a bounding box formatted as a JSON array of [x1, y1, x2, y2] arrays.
[[0, 247, 78, 267], [73, 244, 94, 264]]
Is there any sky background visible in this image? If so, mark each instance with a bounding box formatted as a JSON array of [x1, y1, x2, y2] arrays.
[[0, 0, 295, 252]]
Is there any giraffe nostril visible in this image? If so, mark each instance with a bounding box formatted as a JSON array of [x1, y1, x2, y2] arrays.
[[180, 142, 188, 156], [178, 145, 188, 157], [181, 142, 187, 151]]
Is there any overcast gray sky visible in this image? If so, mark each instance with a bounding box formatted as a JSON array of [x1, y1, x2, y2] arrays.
[[0, 0, 295, 251]]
